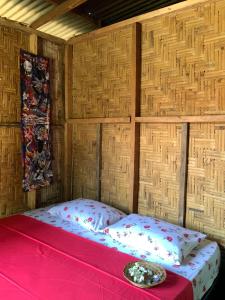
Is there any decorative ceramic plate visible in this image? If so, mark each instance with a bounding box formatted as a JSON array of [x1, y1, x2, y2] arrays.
[[123, 261, 166, 288]]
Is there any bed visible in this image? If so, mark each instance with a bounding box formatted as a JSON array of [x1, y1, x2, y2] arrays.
[[0, 201, 220, 300], [24, 205, 220, 300]]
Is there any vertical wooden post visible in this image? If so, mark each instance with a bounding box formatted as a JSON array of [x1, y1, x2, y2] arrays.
[[178, 123, 189, 227], [26, 33, 38, 209], [129, 23, 141, 213], [96, 123, 102, 201], [29, 34, 38, 54], [64, 44, 73, 201]]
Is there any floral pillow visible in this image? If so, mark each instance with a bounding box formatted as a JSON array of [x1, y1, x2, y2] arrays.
[[103, 214, 206, 265], [48, 198, 126, 232]]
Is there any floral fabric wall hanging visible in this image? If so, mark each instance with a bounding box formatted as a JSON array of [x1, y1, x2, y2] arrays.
[[20, 50, 53, 191]]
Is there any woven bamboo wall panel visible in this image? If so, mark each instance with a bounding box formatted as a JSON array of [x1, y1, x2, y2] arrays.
[[38, 38, 65, 125], [141, 0, 225, 116], [72, 124, 97, 200], [0, 26, 30, 123], [37, 126, 64, 207], [72, 26, 132, 118], [0, 128, 27, 217], [101, 124, 131, 212], [186, 123, 225, 247], [139, 124, 182, 224]]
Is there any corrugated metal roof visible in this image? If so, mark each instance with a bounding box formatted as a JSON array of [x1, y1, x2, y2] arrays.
[[0, 0, 54, 24], [0, 0, 185, 40], [39, 13, 96, 40], [0, 0, 97, 40], [76, 0, 184, 26]]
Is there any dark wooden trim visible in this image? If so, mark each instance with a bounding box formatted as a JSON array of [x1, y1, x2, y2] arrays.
[[26, 34, 38, 209], [130, 123, 141, 213], [64, 123, 73, 201], [31, 0, 87, 29], [0, 123, 20, 128], [64, 45, 73, 201], [65, 45, 73, 121], [129, 22, 141, 213], [178, 123, 189, 227], [96, 124, 102, 202], [135, 115, 225, 123], [68, 117, 131, 124]]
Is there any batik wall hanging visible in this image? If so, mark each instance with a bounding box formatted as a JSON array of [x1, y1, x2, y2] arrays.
[[20, 50, 53, 192]]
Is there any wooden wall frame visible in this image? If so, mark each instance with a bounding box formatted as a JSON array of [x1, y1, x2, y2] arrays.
[[96, 124, 102, 201], [129, 23, 141, 213], [26, 33, 38, 209], [178, 123, 189, 227], [64, 44, 73, 201]]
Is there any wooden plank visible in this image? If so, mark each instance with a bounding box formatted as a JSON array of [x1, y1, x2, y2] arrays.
[[49, 124, 64, 127], [65, 45, 73, 121], [26, 191, 36, 210], [130, 122, 140, 213], [178, 123, 189, 227], [29, 34, 38, 53], [135, 115, 225, 123], [45, 0, 98, 27], [129, 23, 141, 213], [96, 124, 102, 202], [0, 123, 20, 127], [64, 123, 73, 201], [64, 45, 73, 201], [131, 24, 141, 120], [31, 0, 87, 29], [26, 33, 38, 209], [0, 17, 65, 44], [68, 117, 131, 124], [68, 0, 209, 44]]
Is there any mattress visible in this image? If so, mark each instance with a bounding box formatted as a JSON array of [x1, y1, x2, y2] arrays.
[[24, 207, 221, 300]]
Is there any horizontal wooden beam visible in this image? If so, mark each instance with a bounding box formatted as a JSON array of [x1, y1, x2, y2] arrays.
[[31, 0, 87, 29], [68, 117, 131, 124], [68, 0, 209, 44], [3, 115, 225, 127], [0, 123, 20, 128], [0, 123, 63, 127], [135, 115, 225, 123], [0, 17, 65, 44]]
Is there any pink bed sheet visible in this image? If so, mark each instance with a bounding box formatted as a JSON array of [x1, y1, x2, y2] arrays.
[[0, 215, 193, 300]]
